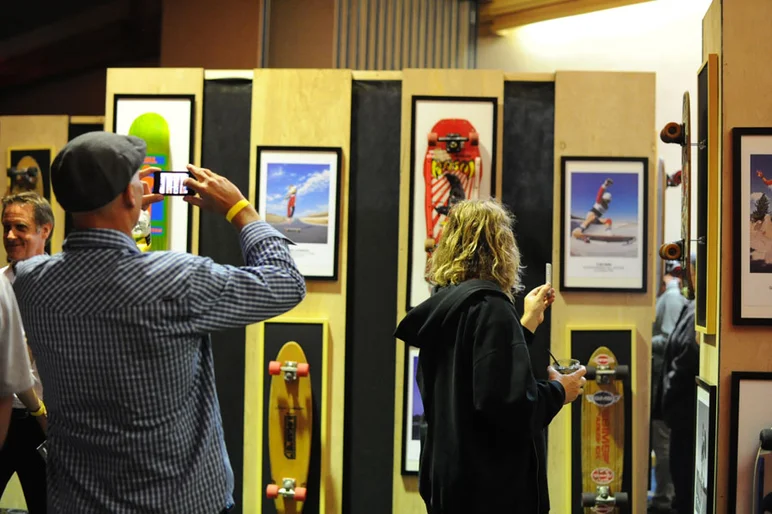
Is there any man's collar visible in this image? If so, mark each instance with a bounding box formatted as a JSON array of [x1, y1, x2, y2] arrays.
[[63, 228, 141, 254]]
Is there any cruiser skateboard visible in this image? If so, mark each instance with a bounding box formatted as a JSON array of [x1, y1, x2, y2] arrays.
[[265, 341, 313, 514], [422, 119, 483, 261], [753, 428, 772, 513], [128, 112, 173, 251], [659, 92, 695, 299], [580, 346, 629, 513]]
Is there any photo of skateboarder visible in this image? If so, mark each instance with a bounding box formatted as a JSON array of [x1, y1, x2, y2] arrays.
[[571, 177, 614, 240], [567, 171, 640, 259], [285, 185, 297, 219], [749, 154, 772, 273]]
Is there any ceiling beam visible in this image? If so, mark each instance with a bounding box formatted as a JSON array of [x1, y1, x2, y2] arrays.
[[480, 0, 653, 33]]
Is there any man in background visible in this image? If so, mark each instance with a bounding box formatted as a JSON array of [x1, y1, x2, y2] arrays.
[[0, 192, 54, 513], [12, 132, 306, 513], [649, 260, 687, 513]]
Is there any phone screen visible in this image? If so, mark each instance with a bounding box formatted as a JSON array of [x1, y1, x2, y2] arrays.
[[152, 171, 191, 196]]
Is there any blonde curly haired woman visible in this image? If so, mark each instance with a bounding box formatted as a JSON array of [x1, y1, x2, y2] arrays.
[[395, 199, 586, 514]]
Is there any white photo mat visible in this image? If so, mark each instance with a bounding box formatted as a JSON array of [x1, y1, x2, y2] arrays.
[[560, 157, 647, 292], [257, 147, 341, 280], [407, 96, 496, 310]]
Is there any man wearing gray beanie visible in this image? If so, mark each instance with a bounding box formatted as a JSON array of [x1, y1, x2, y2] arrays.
[[11, 131, 307, 513]]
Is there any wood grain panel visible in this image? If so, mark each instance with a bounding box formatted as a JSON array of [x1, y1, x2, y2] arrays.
[[243, 69, 351, 514], [0, 115, 69, 259], [552, 70, 656, 514], [716, 1, 772, 513], [393, 69, 504, 514], [104, 67, 204, 256]]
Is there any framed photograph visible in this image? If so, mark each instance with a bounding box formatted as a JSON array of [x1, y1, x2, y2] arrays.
[[694, 377, 717, 514], [560, 156, 648, 292], [732, 127, 772, 324], [401, 345, 424, 475], [256, 146, 342, 280], [407, 95, 497, 311], [7, 147, 53, 200], [113, 94, 195, 253], [728, 372, 772, 513]]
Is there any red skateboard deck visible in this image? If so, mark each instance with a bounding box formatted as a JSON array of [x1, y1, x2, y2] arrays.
[[422, 118, 483, 262]]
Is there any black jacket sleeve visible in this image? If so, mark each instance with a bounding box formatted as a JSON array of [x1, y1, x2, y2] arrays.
[[470, 298, 565, 437]]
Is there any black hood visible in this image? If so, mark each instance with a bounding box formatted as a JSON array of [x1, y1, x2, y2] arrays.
[[394, 279, 509, 349]]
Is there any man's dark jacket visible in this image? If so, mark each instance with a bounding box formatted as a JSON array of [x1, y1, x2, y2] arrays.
[[658, 300, 698, 431], [394, 280, 565, 514]]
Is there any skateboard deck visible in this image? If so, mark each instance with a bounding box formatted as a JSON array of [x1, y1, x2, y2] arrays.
[[422, 119, 483, 272], [129, 112, 172, 252], [580, 346, 628, 513], [753, 428, 772, 513], [266, 341, 313, 514], [659, 92, 695, 299]]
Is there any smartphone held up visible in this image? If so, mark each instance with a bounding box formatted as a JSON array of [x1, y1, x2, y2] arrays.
[[151, 171, 193, 196]]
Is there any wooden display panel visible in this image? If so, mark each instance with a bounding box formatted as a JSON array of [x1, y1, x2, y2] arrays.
[[393, 69, 504, 514], [551, 70, 656, 514], [104, 67, 204, 255], [245, 69, 352, 514]]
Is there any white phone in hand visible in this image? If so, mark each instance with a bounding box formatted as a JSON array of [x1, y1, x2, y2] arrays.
[[546, 263, 552, 285]]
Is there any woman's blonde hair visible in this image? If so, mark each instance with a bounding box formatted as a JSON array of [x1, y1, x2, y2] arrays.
[[428, 199, 523, 298]]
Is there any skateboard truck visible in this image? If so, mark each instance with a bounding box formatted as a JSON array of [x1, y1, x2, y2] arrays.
[[266, 478, 308, 502], [581, 486, 628, 508], [268, 360, 310, 381], [585, 364, 629, 384]]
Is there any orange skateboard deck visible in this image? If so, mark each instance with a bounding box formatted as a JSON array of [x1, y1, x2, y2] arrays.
[[659, 91, 695, 299], [265, 341, 313, 514], [580, 346, 629, 512], [422, 119, 483, 262]]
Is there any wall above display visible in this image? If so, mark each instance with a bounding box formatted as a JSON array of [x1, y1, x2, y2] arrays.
[[255, 146, 342, 281], [559, 156, 648, 292]]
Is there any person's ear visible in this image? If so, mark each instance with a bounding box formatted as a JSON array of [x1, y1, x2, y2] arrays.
[[123, 182, 137, 209], [40, 223, 52, 241]]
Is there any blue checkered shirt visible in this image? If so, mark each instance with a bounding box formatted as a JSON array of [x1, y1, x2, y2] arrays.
[[12, 220, 306, 513]]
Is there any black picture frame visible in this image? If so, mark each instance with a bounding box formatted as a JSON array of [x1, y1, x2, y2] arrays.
[[694, 377, 717, 514], [559, 156, 649, 292], [406, 95, 498, 311], [401, 344, 423, 475], [727, 371, 772, 513], [112, 93, 196, 254], [255, 145, 343, 281], [732, 127, 772, 325]]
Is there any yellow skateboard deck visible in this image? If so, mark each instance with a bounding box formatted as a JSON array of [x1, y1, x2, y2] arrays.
[[266, 341, 312, 514], [580, 346, 628, 512]]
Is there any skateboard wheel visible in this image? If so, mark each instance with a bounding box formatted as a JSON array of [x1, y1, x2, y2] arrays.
[[424, 238, 436, 252], [615, 365, 629, 379], [580, 492, 597, 506], [294, 487, 307, 502], [296, 363, 310, 377], [585, 366, 596, 380], [659, 242, 682, 261], [660, 122, 683, 144], [266, 484, 279, 498], [761, 428, 772, 451], [268, 361, 282, 375], [428, 132, 438, 146], [614, 492, 629, 504], [468, 131, 479, 146]]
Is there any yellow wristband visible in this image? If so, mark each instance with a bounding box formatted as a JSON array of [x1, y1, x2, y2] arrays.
[[225, 199, 250, 223], [30, 400, 46, 417]]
